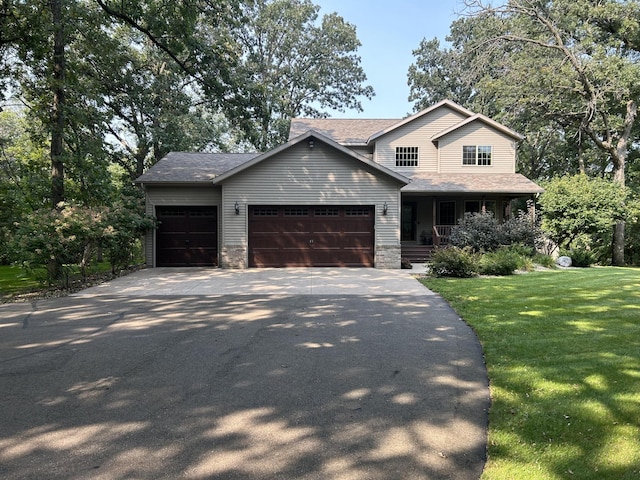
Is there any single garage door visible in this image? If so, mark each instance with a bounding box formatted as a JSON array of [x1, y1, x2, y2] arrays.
[[249, 205, 374, 267], [156, 206, 217, 267]]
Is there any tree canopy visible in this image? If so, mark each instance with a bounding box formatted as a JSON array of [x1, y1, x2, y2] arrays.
[[0, 0, 374, 276], [408, 0, 640, 265]]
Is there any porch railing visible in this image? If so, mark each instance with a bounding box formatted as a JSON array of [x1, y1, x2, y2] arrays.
[[432, 225, 453, 247]]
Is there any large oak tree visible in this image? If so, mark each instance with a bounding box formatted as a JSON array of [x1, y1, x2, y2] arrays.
[[408, 0, 640, 265]]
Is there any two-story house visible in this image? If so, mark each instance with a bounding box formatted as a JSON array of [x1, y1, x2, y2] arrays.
[[135, 100, 543, 269]]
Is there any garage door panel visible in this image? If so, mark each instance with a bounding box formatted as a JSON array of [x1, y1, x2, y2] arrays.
[[156, 206, 218, 267], [249, 205, 374, 267]]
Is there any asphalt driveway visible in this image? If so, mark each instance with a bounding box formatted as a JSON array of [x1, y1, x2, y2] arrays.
[[0, 268, 489, 479]]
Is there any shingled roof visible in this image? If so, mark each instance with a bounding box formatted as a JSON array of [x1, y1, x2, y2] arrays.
[[288, 118, 397, 145], [134, 152, 260, 184], [403, 173, 544, 194]]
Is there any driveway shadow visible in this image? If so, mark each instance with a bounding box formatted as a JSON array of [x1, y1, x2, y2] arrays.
[[0, 294, 488, 479]]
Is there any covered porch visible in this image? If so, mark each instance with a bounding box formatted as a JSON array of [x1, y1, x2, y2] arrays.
[[400, 194, 513, 263], [398, 173, 545, 265]]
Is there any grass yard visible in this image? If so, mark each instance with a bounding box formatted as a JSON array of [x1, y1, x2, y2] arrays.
[[0, 263, 118, 301], [0, 265, 42, 296], [421, 267, 640, 480]]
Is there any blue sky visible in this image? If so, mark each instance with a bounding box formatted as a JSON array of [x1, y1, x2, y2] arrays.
[[314, 0, 465, 118]]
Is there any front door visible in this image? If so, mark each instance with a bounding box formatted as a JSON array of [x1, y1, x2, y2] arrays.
[[401, 202, 417, 241]]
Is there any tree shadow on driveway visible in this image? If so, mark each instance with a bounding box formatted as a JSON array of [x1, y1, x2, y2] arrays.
[[0, 294, 489, 479]]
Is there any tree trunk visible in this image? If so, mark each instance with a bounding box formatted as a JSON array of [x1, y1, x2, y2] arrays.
[[612, 160, 626, 266], [610, 101, 635, 266], [50, 0, 66, 209], [48, 0, 66, 281]]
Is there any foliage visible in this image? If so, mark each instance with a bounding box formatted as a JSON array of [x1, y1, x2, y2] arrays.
[[450, 210, 540, 253], [532, 252, 557, 269], [421, 268, 640, 479], [101, 194, 155, 273], [500, 209, 540, 249], [429, 246, 478, 278], [450, 211, 501, 252], [625, 195, 640, 265], [0, 109, 50, 263], [560, 246, 595, 268], [10, 199, 154, 285], [539, 174, 627, 257], [233, 0, 374, 150], [408, 0, 640, 265], [478, 247, 523, 276]]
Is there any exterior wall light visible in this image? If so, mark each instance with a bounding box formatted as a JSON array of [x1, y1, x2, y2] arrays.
[[234, 201, 240, 215], [308, 140, 314, 149], [383, 201, 388, 215]]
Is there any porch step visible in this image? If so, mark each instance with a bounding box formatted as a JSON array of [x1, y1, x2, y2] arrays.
[[401, 245, 435, 264]]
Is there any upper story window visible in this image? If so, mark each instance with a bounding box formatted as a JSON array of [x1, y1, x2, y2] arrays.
[[395, 146, 419, 167], [463, 145, 492, 166]]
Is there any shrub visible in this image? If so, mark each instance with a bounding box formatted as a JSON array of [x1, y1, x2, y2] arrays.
[[429, 246, 478, 278], [10, 198, 155, 285], [478, 248, 521, 276], [451, 210, 541, 253], [532, 253, 557, 269], [501, 210, 539, 248], [450, 212, 502, 252], [562, 246, 595, 267]]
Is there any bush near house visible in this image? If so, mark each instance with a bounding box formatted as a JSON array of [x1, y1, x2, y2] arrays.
[[9, 196, 155, 286], [478, 248, 522, 276], [430, 246, 479, 278]]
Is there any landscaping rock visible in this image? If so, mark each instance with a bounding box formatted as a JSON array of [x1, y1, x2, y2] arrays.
[[557, 255, 572, 267]]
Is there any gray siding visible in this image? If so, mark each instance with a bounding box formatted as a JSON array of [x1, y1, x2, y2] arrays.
[[144, 186, 221, 267], [220, 141, 402, 267]]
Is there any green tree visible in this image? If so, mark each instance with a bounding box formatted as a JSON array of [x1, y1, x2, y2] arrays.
[[539, 174, 627, 261], [232, 0, 374, 150], [91, 28, 235, 179], [409, 0, 640, 265]]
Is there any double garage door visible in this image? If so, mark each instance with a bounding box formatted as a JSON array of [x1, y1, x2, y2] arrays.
[[248, 205, 374, 267], [156, 205, 375, 268]]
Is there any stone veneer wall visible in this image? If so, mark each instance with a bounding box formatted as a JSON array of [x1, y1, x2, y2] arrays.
[[375, 245, 401, 269], [220, 245, 400, 269], [220, 246, 247, 269]]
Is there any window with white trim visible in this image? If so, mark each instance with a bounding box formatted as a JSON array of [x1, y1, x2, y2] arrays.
[[463, 145, 492, 166], [395, 146, 419, 167]]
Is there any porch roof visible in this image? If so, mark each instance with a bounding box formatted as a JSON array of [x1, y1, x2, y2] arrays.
[[402, 173, 544, 195]]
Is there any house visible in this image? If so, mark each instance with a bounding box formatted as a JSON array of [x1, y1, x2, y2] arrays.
[[135, 100, 543, 269]]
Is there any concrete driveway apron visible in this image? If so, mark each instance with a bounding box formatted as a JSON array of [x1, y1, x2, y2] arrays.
[[0, 268, 489, 480]]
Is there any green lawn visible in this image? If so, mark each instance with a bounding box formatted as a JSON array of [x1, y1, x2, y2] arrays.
[[0, 265, 42, 297], [0, 263, 115, 301], [421, 267, 640, 480]]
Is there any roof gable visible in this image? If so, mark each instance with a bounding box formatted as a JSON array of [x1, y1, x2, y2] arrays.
[[365, 100, 475, 143], [431, 113, 524, 142], [213, 130, 409, 185]]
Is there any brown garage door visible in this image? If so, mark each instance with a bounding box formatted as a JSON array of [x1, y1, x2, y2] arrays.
[[156, 206, 217, 267], [248, 205, 374, 267]]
